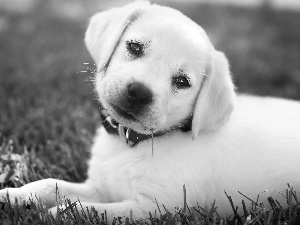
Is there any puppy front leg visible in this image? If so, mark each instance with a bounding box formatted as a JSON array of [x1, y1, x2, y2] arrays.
[[49, 199, 155, 222], [0, 178, 98, 208]]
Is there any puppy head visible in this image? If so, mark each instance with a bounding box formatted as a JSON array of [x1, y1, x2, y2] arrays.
[[85, 1, 235, 137]]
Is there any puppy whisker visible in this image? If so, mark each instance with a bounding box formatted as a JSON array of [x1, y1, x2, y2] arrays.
[[151, 129, 154, 156]]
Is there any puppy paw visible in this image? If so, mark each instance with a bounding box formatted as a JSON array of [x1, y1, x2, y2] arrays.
[[48, 201, 78, 218], [48, 205, 63, 217], [0, 188, 37, 206]]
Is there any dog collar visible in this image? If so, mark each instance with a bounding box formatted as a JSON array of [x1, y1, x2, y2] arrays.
[[100, 109, 191, 147]]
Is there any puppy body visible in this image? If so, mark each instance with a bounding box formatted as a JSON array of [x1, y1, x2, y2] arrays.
[[0, 1, 300, 221], [87, 94, 300, 217]]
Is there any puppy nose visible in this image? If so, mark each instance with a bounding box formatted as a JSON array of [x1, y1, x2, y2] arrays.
[[127, 82, 152, 107]]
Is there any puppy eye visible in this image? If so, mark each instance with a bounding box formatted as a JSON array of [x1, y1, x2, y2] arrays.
[[126, 41, 143, 57], [172, 76, 191, 89]]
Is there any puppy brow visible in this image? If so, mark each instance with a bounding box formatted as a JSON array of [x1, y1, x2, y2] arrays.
[[178, 68, 185, 74], [196, 68, 208, 77], [126, 39, 143, 45], [126, 39, 151, 47], [174, 67, 187, 76]]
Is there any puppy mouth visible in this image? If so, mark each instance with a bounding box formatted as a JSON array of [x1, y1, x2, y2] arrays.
[[110, 103, 138, 122], [106, 102, 160, 134]]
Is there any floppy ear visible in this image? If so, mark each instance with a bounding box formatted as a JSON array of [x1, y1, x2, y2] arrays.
[[84, 1, 150, 72], [192, 51, 236, 138]]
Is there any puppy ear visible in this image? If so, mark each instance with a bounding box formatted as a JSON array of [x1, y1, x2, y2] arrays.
[[84, 1, 150, 72], [192, 51, 236, 138]]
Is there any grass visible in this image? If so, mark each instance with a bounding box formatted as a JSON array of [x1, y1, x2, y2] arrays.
[[0, 1, 300, 224]]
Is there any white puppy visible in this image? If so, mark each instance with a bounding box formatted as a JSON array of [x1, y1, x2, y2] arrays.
[[1, 0, 300, 221]]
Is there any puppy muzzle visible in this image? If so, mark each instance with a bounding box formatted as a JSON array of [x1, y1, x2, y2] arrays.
[[111, 82, 153, 119], [122, 82, 152, 111]]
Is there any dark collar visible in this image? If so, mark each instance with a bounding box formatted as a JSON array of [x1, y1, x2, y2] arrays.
[[100, 109, 191, 147]]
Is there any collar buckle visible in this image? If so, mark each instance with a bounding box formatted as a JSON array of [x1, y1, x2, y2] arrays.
[[118, 124, 136, 147], [125, 128, 136, 147]]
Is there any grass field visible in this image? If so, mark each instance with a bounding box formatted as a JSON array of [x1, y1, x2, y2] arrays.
[[0, 1, 300, 224]]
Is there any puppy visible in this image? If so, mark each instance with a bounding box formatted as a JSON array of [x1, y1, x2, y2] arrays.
[[1, 0, 300, 221]]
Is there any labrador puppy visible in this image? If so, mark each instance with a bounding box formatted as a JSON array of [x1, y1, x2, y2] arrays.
[[1, 0, 300, 221]]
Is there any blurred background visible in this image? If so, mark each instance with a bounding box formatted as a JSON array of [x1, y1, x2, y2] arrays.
[[0, 0, 299, 183]]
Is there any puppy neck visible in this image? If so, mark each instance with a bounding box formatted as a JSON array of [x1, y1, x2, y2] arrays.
[[100, 109, 191, 147]]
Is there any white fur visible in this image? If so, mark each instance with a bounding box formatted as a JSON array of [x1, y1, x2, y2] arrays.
[[1, 1, 300, 222]]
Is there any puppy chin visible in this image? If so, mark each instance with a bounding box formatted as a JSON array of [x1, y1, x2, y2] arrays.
[[114, 113, 161, 135], [101, 102, 160, 134]]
